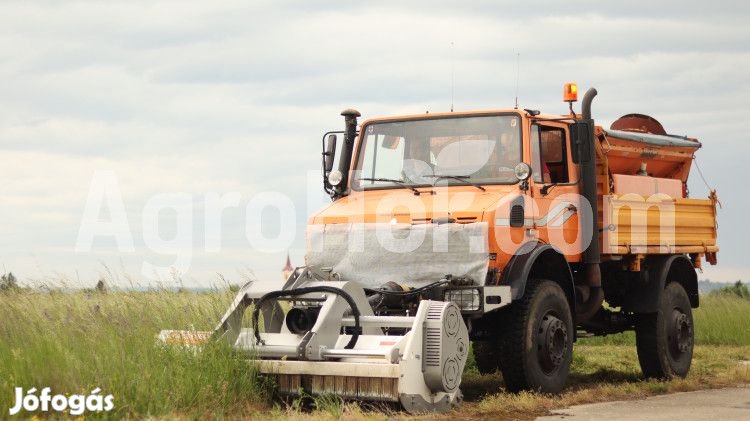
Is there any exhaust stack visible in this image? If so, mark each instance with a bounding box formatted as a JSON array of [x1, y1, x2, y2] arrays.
[[335, 108, 361, 197], [577, 88, 603, 321]]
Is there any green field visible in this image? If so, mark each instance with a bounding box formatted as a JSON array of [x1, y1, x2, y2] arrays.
[[0, 290, 748, 419]]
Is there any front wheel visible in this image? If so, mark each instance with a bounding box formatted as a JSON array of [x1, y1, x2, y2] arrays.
[[498, 279, 573, 393], [635, 281, 694, 379]]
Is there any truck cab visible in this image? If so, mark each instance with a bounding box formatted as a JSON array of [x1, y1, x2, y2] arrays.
[[314, 104, 597, 307]]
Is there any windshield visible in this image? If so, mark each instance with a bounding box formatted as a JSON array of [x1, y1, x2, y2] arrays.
[[353, 115, 522, 190]]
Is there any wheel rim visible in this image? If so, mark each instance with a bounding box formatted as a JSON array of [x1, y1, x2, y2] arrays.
[[669, 308, 693, 358], [537, 312, 568, 374]]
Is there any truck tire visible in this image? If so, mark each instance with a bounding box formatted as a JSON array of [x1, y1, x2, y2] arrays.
[[635, 281, 694, 379], [498, 279, 573, 393]]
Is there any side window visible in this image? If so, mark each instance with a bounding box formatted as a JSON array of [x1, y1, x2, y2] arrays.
[[531, 125, 543, 183], [531, 125, 569, 184]]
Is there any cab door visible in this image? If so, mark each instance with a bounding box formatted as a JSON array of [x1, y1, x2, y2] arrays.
[[529, 122, 584, 260]]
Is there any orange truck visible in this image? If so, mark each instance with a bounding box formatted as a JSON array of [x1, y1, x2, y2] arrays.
[[312, 84, 719, 393], [162, 84, 719, 411]]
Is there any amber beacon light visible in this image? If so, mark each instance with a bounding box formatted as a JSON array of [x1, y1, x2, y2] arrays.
[[563, 82, 578, 102]]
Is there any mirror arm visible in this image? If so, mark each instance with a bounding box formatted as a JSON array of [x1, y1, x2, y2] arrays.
[[540, 184, 557, 196]]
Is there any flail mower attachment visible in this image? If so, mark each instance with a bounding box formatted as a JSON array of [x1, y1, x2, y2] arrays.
[[159, 267, 470, 413]]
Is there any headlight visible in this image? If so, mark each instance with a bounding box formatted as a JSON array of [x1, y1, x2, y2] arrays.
[[514, 162, 531, 181], [328, 170, 343, 186], [444, 288, 480, 312]]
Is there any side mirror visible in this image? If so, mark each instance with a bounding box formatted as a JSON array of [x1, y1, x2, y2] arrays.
[[570, 122, 591, 164], [323, 134, 337, 173]]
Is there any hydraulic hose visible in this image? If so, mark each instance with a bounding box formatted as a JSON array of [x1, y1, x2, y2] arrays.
[[251, 286, 362, 349], [363, 280, 448, 297]]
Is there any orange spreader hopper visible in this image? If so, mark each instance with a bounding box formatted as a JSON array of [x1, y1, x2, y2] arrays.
[[599, 114, 701, 184]]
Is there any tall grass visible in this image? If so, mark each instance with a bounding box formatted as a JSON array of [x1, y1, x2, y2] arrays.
[[693, 294, 750, 345], [0, 290, 271, 418]]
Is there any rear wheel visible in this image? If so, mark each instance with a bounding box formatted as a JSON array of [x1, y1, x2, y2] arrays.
[[635, 281, 694, 379], [498, 279, 573, 393]]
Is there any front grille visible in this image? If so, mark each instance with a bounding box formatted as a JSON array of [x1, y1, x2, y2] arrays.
[[510, 204, 524, 227]]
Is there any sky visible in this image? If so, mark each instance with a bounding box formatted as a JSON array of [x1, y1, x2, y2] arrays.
[[1, 1, 748, 288]]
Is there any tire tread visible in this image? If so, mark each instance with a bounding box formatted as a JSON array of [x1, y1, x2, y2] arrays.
[[498, 279, 541, 392]]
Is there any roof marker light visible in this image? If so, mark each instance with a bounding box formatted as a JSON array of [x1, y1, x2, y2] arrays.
[[564, 82, 578, 102]]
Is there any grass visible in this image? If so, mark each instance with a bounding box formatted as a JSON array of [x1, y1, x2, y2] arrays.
[[0, 290, 748, 419], [0, 290, 272, 419]]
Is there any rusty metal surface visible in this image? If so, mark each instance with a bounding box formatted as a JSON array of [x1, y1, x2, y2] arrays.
[[610, 113, 667, 135]]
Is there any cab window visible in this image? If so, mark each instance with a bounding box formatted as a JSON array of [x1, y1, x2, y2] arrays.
[[353, 115, 522, 189], [531, 124, 569, 184]]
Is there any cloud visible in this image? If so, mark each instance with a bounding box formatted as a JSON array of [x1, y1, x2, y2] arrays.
[[0, 1, 747, 285]]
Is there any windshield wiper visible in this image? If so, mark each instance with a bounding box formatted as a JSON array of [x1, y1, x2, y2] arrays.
[[355, 177, 429, 195], [425, 174, 486, 191]]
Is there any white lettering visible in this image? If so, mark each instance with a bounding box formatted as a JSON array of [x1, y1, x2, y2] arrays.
[[75, 170, 134, 252]]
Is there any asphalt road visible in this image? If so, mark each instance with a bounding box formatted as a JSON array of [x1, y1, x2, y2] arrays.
[[537, 387, 750, 421]]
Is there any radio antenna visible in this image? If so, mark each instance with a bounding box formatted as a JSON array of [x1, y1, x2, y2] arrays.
[[450, 41, 455, 112], [514, 52, 520, 109]]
